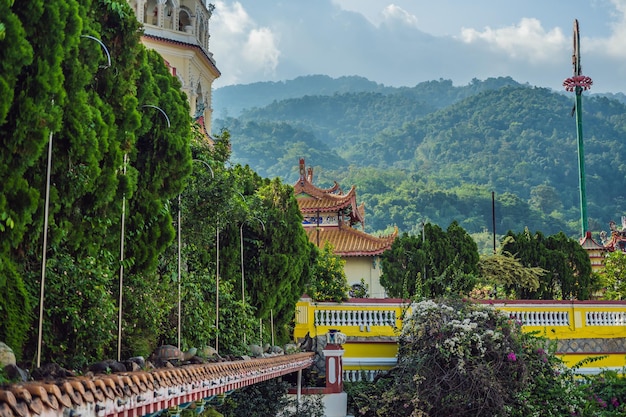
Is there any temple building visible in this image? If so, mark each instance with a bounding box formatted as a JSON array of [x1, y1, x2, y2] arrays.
[[128, 0, 220, 138], [579, 231, 606, 273], [294, 159, 397, 298]]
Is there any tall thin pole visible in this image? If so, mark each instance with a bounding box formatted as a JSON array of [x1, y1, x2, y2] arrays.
[[240, 224, 245, 305], [177, 193, 181, 351], [575, 89, 587, 237], [186, 159, 213, 349], [492, 191, 496, 255], [216, 225, 220, 354], [270, 309, 274, 346], [117, 153, 127, 362], [563, 19, 592, 237], [36, 129, 54, 369]]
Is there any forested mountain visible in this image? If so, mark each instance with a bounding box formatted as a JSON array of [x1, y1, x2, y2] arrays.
[[213, 76, 626, 243]]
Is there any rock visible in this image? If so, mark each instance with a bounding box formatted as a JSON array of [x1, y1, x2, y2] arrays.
[[268, 345, 284, 354], [249, 344, 264, 357], [125, 361, 141, 372], [126, 356, 145, 369], [0, 342, 16, 367], [187, 356, 204, 364], [4, 364, 28, 382], [199, 346, 218, 358], [183, 347, 197, 361], [284, 343, 299, 354], [32, 363, 75, 380], [153, 345, 183, 361], [88, 360, 126, 374]]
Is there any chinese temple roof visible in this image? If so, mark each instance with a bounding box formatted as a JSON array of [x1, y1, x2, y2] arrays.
[[306, 225, 398, 257], [293, 159, 365, 224], [294, 158, 396, 256]]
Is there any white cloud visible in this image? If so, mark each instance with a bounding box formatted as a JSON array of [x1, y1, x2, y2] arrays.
[[381, 4, 418, 27], [459, 18, 566, 64], [211, 1, 281, 86], [242, 28, 281, 74], [596, 0, 626, 58]]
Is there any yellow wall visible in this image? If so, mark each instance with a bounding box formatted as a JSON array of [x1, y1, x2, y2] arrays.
[[295, 299, 626, 373], [344, 257, 385, 298]]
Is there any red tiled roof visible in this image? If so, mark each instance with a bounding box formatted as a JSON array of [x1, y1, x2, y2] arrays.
[[306, 225, 397, 257]]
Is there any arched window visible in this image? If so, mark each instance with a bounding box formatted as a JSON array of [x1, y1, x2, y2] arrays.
[[145, 0, 158, 25], [178, 7, 192, 32]]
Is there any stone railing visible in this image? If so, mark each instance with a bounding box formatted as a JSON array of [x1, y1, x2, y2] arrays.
[[476, 300, 626, 340], [294, 297, 409, 340]]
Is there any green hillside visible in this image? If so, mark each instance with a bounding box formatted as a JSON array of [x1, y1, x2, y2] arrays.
[[213, 76, 626, 240]]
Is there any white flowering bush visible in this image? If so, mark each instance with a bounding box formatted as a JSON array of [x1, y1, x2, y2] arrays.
[[395, 299, 587, 416]]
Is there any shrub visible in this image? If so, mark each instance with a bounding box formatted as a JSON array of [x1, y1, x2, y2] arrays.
[[349, 298, 590, 416]]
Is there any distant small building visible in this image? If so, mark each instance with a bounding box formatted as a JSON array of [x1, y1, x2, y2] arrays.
[[580, 231, 606, 273], [293, 159, 397, 298]]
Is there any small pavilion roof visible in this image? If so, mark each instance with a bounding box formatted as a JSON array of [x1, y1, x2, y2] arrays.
[[294, 158, 365, 224]]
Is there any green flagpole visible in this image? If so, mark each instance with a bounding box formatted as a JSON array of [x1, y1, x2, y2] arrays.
[[575, 88, 587, 237], [563, 19, 592, 237]]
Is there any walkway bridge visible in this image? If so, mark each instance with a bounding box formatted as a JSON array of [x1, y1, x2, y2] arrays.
[[0, 353, 315, 417]]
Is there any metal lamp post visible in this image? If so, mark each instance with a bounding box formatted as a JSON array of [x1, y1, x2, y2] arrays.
[[239, 217, 265, 343], [115, 104, 170, 361], [176, 159, 214, 350], [36, 128, 54, 369]]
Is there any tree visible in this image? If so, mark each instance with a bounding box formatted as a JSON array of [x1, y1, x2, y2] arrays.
[[308, 241, 349, 302], [380, 222, 479, 299], [477, 252, 544, 299], [501, 229, 595, 300], [250, 178, 316, 343], [600, 250, 626, 300], [0, 0, 194, 364], [379, 232, 424, 298]]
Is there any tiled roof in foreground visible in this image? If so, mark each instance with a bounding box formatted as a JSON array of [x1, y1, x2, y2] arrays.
[[0, 353, 314, 417]]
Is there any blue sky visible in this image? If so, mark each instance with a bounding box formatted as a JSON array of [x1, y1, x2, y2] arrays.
[[210, 0, 626, 94]]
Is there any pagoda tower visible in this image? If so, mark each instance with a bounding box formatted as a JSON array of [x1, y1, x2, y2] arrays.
[[128, 0, 221, 138], [294, 159, 397, 298]]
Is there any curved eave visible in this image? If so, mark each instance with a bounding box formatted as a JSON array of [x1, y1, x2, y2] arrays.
[[141, 33, 221, 78], [305, 226, 397, 257], [297, 187, 358, 213]]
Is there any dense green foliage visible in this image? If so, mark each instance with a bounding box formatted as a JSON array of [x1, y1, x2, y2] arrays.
[[501, 229, 596, 299], [214, 76, 626, 240], [476, 252, 544, 299], [307, 241, 349, 302], [0, 0, 315, 369], [345, 298, 622, 417], [599, 251, 626, 300], [380, 222, 479, 299], [217, 379, 323, 417]]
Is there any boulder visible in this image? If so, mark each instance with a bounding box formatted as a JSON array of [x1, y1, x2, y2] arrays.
[[153, 345, 183, 361], [0, 342, 16, 367]]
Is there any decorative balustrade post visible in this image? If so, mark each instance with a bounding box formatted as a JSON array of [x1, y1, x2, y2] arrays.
[[324, 330, 346, 394]]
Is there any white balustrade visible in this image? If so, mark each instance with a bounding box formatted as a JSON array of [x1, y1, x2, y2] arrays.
[[314, 309, 397, 328], [586, 311, 626, 326], [343, 369, 382, 382], [507, 310, 570, 327]]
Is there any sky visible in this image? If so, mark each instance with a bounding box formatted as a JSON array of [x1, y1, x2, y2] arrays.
[[208, 0, 626, 94]]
